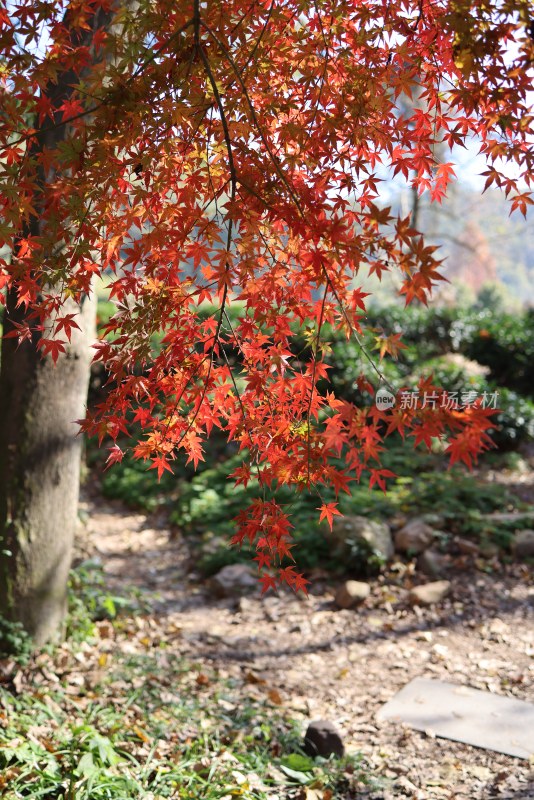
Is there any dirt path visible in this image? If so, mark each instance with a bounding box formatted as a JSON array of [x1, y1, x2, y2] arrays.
[[78, 490, 534, 800]]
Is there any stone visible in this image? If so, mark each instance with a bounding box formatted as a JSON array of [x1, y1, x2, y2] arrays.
[[394, 518, 435, 554], [389, 514, 408, 531], [419, 512, 446, 528], [482, 510, 534, 523], [512, 529, 534, 559], [303, 719, 344, 758], [417, 549, 448, 579], [455, 537, 479, 556], [334, 580, 370, 609], [479, 540, 499, 558], [331, 516, 394, 563], [408, 580, 451, 606], [377, 677, 534, 759], [236, 596, 254, 614], [210, 564, 258, 598]]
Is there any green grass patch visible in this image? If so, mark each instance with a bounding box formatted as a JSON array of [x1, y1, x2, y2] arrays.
[[66, 559, 152, 644], [0, 575, 374, 800]]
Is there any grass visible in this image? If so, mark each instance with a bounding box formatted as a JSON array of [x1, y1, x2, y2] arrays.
[[0, 565, 375, 799]]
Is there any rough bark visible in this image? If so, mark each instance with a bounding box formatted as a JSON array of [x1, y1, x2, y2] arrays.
[[0, 3, 125, 646], [0, 292, 96, 645]]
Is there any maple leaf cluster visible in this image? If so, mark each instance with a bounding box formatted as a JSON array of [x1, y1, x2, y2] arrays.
[[0, 0, 532, 591]]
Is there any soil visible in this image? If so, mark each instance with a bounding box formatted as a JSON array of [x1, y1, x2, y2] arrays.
[[77, 484, 534, 800]]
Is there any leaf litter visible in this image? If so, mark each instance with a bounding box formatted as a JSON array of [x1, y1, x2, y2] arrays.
[[1, 483, 533, 799]]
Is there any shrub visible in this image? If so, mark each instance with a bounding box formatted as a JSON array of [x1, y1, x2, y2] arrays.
[[487, 388, 534, 450], [0, 616, 32, 663], [453, 309, 534, 398]]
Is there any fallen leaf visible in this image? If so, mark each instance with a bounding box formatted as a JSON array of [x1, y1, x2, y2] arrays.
[[12, 671, 24, 694], [230, 770, 248, 785], [466, 765, 492, 781], [244, 670, 266, 685], [218, 698, 236, 711], [267, 688, 283, 705], [133, 725, 151, 743]]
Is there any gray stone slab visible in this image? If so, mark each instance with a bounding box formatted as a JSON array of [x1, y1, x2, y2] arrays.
[[376, 677, 534, 759]]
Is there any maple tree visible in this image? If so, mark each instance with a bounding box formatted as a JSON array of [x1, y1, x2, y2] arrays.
[[0, 0, 533, 607]]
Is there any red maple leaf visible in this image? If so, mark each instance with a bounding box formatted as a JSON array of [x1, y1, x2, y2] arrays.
[[317, 502, 342, 531]]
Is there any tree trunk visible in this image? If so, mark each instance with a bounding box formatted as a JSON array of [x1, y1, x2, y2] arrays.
[[0, 0, 141, 646], [0, 291, 96, 645], [0, 4, 114, 646]]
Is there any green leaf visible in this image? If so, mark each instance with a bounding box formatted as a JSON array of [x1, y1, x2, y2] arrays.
[[281, 753, 316, 771], [279, 754, 315, 783], [89, 733, 120, 766], [76, 752, 98, 778]]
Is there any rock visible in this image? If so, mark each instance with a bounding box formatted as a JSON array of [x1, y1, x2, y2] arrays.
[[331, 516, 394, 563], [200, 533, 227, 556], [210, 564, 258, 598], [482, 510, 534, 523], [455, 537, 479, 556], [479, 540, 499, 558], [236, 596, 254, 614], [394, 518, 435, 554], [389, 514, 408, 531], [334, 580, 370, 609], [303, 719, 344, 758], [419, 512, 446, 528], [512, 529, 534, 559], [417, 549, 448, 579], [409, 580, 451, 606]]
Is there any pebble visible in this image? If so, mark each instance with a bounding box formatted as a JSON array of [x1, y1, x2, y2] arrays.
[[303, 719, 345, 758], [334, 580, 371, 609], [409, 580, 451, 606]]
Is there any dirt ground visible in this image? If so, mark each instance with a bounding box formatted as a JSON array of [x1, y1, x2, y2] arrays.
[[77, 487, 534, 800]]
